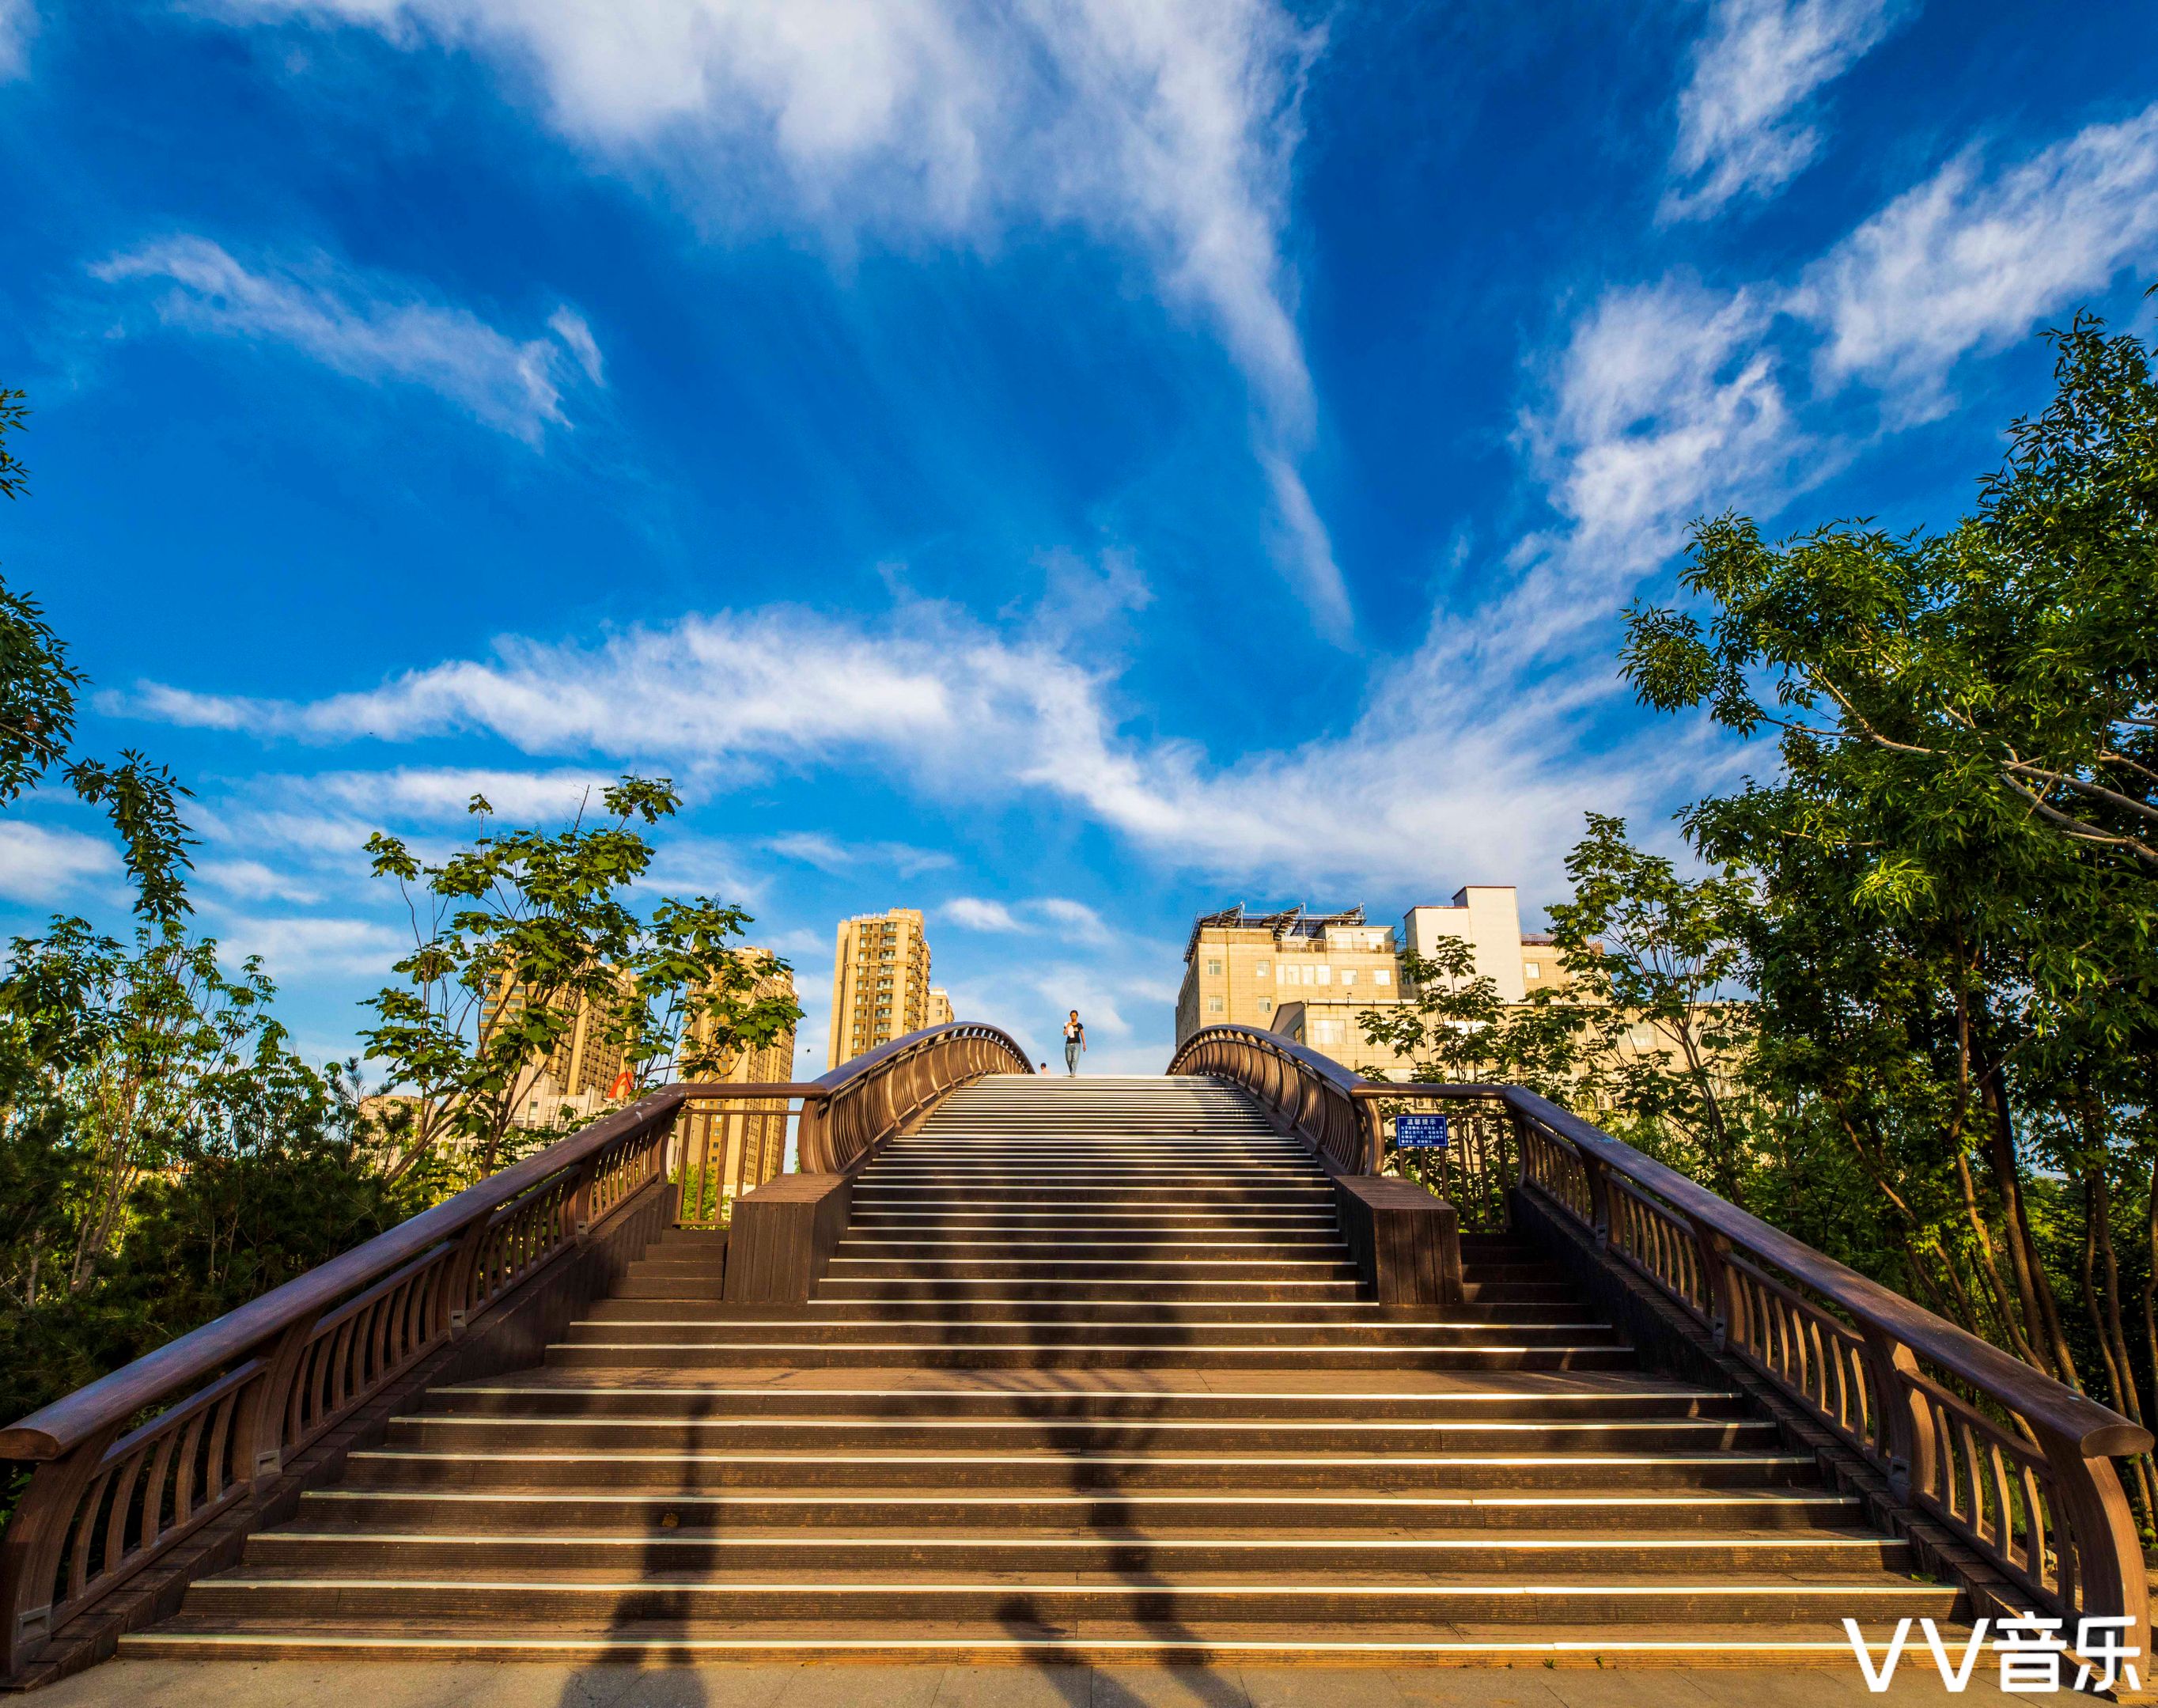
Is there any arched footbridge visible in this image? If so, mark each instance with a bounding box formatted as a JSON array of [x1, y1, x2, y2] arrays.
[[0, 1021, 2146, 1681]]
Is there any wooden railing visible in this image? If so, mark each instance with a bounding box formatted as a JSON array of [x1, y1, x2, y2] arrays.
[[1170, 1025, 2155, 1654], [795, 1022, 1032, 1174], [671, 1023, 1032, 1219], [0, 1019, 1034, 1680]]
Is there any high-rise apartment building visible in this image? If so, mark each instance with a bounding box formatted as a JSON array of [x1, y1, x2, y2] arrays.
[[829, 907, 937, 1067], [485, 974, 633, 1130], [677, 954, 799, 1209], [926, 987, 953, 1028], [1174, 889, 1570, 1073]]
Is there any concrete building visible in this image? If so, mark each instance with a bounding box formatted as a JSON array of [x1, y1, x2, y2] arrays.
[[1401, 886, 1574, 1001], [677, 955, 798, 1206], [1174, 906, 1406, 1056], [1174, 890, 1574, 1074], [492, 953, 801, 1131], [926, 987, 953, 1028], [830, 907, 937, 1067], [483, 975, 632, 1130]]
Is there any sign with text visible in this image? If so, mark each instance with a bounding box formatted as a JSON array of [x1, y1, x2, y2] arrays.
[[1395, 1114, 1450, 1150]]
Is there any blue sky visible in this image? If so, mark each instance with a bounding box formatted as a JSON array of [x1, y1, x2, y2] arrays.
[[4, 0, 2157, 1076]]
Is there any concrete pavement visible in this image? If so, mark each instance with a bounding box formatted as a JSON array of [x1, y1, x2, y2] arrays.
[[28, 1659, 2043, 1706]]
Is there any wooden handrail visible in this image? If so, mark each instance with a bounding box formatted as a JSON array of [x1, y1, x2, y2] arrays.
[[0, 1081, 810, 1461], [797, 1021, 1033, 1173], [1171, 1024, 2152, 1650], [0, 1023, 1035, 1681], [1353, 1080, 2146, 1458]]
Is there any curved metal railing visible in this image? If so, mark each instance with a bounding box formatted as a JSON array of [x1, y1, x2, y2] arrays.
[[1168, 1025, 1373, 1172], [0, 1020, 1031, 1680], [797, 1021, 1033, 1172], [1168, 1024, 2153, 1653]]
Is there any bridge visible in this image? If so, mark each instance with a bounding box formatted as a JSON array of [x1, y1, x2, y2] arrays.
[[0, 1022, 2147, 1689]]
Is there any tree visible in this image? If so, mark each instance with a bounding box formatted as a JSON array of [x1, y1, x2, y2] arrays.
[[0, 390, 195, 922], [1357, 936, 1585, 1098], [362, 779, 802, 1180], [0, 917, 310, 1297], [1619, 302, 2158, 1522], [1543, 814, 1761, 1202]]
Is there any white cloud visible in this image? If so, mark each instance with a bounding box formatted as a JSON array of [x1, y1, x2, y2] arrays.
[[207, 912, 407, 979], [93, 236, 604, 445], [203, 0, 1343, 623], [300, 765, 621, 821], [0, 820, 119, 905], [195, 858, 324, 905], [1793, 104, 2158, 416], [1663, 0, 1904, 220], [0, 0, 34, 79], [1537, 278, 1793, 552], [119, 591, 1713, 901], [944, 896, 1026, 934], [123, 611, 958, 752], [766, 832, 955, 877], [1036, 897, 1110, 941]]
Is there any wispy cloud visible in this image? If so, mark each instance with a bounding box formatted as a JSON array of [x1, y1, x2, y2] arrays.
[[0, 820, 119, 906], [1663, 0, 1906, 221], [118, 591, 1706, 901], [1793, 102, 2158, 417], [205, 911, 408, 979], [93, 236, 604, 445], [944, 896, 1025, 934], [203, 0, 1345, 627], [0, 0, 34, 79], [195, 858, 324, 906], [943, 896, 1111, 941], [766, 832, 954, 878]]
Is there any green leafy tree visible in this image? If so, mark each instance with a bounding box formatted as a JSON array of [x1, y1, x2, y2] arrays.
[[0, 390, 194, 922], [1357, 937, 1585, 1098], [362, 779, 802, 1180], [1620, 302, 2158, 1521], [1543, 814, 1761, 1202], [0, 917, 307, 1297]]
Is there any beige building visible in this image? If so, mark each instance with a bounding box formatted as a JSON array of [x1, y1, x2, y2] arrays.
[[677, 955, 799, 1209], [926, 987, 954, 1028], [1175, 889, 1573, 1074], [1175, 906, 1407, 1058], [830, 907, 937, 1067], [483, 975, 632, 1130]]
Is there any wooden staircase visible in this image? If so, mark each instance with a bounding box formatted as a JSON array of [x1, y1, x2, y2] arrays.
[[122, 1074, 1959, 1666]]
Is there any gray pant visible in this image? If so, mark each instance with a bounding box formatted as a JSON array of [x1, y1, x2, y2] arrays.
[[1063, 1039, 1081, 1074]]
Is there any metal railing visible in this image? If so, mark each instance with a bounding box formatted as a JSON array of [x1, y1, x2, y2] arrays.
[[0, 1020, 1031, 1679], [668, 1023, 1032, 1223], [1169, 1024, 2154, 1654]]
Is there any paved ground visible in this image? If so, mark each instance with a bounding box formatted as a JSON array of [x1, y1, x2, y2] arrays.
[[30, 1660, 2047, 1706]]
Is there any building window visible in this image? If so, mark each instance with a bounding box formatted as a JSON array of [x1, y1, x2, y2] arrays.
[[1206, 958, 1222, 976], [1315, 966, 1331, 984], [1255, 961, 1269, 978], [1374, 970, 1391, 986], [1630, 1024, 1654, 1048], [1258, 997, 1271, 1011], [1206, 997, 1225, 1013], [1341, 969, 1357, 986], [1524, 961, 1541, 979]]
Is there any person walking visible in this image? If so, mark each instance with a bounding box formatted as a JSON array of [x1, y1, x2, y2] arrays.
[[1062, 1010, 1086, 1076]]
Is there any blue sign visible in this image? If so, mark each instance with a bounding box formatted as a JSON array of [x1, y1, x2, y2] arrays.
[[1395, 1114, 1450, 1150]]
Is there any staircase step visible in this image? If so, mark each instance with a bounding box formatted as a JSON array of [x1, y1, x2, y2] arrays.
[[296, 1485, 1861, 1531], [342, 1448, 1827, 1492], [132, 1073, 1926, 1670]]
